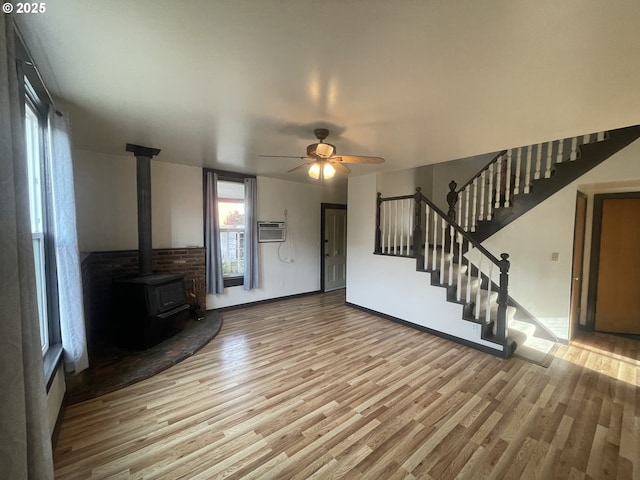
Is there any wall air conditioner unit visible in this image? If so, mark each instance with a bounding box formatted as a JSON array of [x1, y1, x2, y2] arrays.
[[257, 221, 286, 243]]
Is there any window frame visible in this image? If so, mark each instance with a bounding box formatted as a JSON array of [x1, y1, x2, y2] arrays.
[[203, 169, 255, 288], [17, 37, 63, 388]]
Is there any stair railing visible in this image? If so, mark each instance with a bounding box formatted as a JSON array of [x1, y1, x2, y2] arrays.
[[375, 188, 511, 348], [447, 131, 607, 233]]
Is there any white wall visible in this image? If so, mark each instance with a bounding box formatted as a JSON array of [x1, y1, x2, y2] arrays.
[[376, 165, 433, 198], [481, 138, 640, 339], [346, 174, 503, 352], [73, 149, 203, 251], [47, 363, 65, 436], [430, 152, 498, 212], [74, 149, 348, 308], [207, 176, 327, 308]]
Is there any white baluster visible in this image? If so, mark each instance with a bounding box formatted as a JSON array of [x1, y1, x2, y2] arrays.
[[384, 202, 389, 253], [457, 190, 463, 226], [471, 178, 478, 232], [448, 225, 454, 285], [479, 171, 486, 221], [544, 141, 553, 178], [475, 256, 483, 320], [487, 164, 494, 220], [380, 201, 385, 252], [524, 145, 532, 194], [534, 143, 542, 179], [432, 209, 438, 270], [399, 200, 404, 254], [465, 249, 472, 303], [485, 262, 493, 324], [424, 205, 430, 265], [556, 138, 564, 163], [494, 155, 503, 209], [570, 136, 578, 161], [583, 133, 591, 144], [464, 187, 470, 232], [407, 199, 413, 256], [505, 149, 512, 208], [514, 147, 522, 196], [394, 201, 398, 254], [456, 234, 463, 301], [596, 131, 605, 142], [440, 217, 446, 281]]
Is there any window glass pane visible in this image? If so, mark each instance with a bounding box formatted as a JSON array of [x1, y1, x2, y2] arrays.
[[25, 104, 43, 234], [24, 102, 49, 354], [217, 180, 246, 278]]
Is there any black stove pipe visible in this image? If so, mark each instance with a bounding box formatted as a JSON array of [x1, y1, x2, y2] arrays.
[[126, 143, 161, 276]]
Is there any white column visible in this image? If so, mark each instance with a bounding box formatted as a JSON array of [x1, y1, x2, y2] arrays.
[[505, 149, 512, 208], [534, 143, 542, 179], [471, 178, 478, 232], [556, 138, 565, 164], [487, 164, 494, 220], [514, 147, 522, 196], [570, 137, 579, 161], [479, 171, 486, 221], [544, 141, 553, 178], [494, 155, 503, 209]]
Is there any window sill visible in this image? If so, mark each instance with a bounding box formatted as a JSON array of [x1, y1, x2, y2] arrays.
[[223, 276, 244, 288], [44, 343, 63, 392]]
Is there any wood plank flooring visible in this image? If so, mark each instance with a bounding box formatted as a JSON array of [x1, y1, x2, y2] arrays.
[[54, 290, 640, 479]]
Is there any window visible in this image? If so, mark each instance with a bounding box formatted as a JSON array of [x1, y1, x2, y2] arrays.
[[18, 43, 63, 381], [205, 170, 255, 289], [217, 179, 246, 283], [24, 97, 50, 354]]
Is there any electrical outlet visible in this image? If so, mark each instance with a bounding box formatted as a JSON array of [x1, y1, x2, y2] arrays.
[[551, 252, 559, 262]]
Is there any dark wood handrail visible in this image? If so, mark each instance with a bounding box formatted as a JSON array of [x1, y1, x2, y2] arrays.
[[455, 150, 507, 194], [378, 193, 415, 202]]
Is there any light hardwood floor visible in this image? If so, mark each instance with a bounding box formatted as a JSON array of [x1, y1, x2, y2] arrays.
[[55, 290, 640, 479]]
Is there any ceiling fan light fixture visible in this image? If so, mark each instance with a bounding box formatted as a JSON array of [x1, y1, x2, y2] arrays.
[[308, 162, 321, 179], [315, 142, 334, 158], [323, 162, 336, 179]]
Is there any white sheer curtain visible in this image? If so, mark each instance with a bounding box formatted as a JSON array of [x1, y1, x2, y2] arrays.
[[243, 177, 259, 290], [48, 109, 89, 373], [0, 14, 55, 479], [205, 171, 224, 294]]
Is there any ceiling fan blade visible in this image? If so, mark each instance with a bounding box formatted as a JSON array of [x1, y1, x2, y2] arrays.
[[330, 161, 351, 175], [287, 162, 313, 173], [333, 155, 385, 164], [258, 155, 308, 159]]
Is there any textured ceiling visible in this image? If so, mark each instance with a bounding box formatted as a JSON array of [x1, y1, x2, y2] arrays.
[[15, 0, 640, 183]]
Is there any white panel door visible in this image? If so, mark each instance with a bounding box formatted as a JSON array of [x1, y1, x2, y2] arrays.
[[324, 209, 347, 291]]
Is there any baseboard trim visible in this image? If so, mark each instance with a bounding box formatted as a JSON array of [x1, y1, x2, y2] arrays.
[[214, 290, 323, 313], [345, 302, 507, 358]]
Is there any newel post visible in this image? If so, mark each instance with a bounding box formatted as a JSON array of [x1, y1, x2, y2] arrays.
[[374, 192, 382, 254], [446, 180, 458, 220], [496, 253, 510, 347], [414, 187, 424, 269]]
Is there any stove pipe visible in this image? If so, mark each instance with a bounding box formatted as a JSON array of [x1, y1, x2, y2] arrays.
[[125, 143, 161, 276]]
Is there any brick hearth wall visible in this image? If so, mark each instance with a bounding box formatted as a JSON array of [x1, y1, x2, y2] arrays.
[[82, 248, 205, 349]]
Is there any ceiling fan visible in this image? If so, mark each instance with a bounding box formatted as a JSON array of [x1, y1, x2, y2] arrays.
[[259, 128, 384, 180]]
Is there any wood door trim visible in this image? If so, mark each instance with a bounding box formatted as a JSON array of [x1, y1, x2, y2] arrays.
[[569, 191, 587, 339], [320, 203, 347, 292], [586, 191, 640, 330]]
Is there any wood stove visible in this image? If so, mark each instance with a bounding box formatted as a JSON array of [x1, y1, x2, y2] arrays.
[[112, 144, 190, 349]]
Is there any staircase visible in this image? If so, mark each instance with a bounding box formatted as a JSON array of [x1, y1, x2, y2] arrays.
[[448, 125, 640, 242], [374, 124, 640, 359]]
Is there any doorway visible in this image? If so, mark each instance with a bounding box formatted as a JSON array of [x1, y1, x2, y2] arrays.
[[587, 192, 640, 335], [569, 192, 587, 339], [321, 204, 347, 292]]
